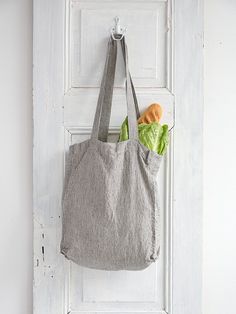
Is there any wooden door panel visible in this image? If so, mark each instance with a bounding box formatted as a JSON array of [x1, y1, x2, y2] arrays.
[[69, 1, 167, 88], [64, 91, 174, 128]]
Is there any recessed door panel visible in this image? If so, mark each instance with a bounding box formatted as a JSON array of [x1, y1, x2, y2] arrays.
[[63, 129, 168, 313], [69, 1, 167, 88]]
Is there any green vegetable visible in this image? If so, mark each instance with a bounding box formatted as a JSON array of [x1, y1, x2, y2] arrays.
[[119, 117, 169, 155]]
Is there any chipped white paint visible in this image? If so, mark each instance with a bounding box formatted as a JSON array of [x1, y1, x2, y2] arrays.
[[33, 0, 203, 314]]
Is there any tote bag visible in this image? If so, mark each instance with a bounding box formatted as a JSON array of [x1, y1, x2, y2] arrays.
[[60, 37, 162, 270]]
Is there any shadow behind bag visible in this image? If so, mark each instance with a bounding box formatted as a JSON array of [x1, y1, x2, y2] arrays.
[[60, 37, 162, 270]]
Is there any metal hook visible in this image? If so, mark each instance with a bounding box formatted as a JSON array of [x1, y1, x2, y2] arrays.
[[110, 16, 126, 41]]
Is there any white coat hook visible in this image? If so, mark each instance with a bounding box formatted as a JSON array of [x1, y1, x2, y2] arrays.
[[110, 16, 126, 41]]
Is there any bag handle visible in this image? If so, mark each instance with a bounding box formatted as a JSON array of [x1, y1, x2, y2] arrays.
[[97, 39, 140, 142], [91, 37, 140, 141], [91, 38, 117, 141], [120, 39, 140, 120]]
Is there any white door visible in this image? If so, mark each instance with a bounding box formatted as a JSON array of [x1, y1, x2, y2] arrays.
[[33, 1, 203, 314]]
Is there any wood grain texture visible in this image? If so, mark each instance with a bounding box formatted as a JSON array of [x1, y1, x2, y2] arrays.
[[33, 0, 65, 313], [172, 0, 203, 313]]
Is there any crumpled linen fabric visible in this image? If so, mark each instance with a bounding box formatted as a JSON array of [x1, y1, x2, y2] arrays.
[[61, 138, 162, 270]]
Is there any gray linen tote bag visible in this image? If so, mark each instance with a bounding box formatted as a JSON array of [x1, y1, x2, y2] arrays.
[[60, 37, 162, 271]]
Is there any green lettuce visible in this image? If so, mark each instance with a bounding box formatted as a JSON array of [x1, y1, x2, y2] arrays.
[[119, 117, 169, 155]]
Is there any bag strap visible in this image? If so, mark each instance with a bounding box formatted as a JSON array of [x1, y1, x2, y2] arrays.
[[97, 38, 140, 142], [91, 38, 117, 141], [120, 39, 140, 120], [91, 37, 139, 141]]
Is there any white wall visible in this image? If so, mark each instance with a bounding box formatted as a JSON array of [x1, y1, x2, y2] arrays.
[[203, 0, 236, 313], [0, 1, 236, 314], [0, 1, 33, 314]]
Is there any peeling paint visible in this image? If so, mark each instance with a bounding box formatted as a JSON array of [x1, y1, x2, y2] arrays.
[[42, 246, 45, 262], [34, 217, 44, 229]]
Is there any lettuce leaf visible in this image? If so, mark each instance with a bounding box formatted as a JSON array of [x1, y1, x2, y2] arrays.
[[119, 117, 169, 155]]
